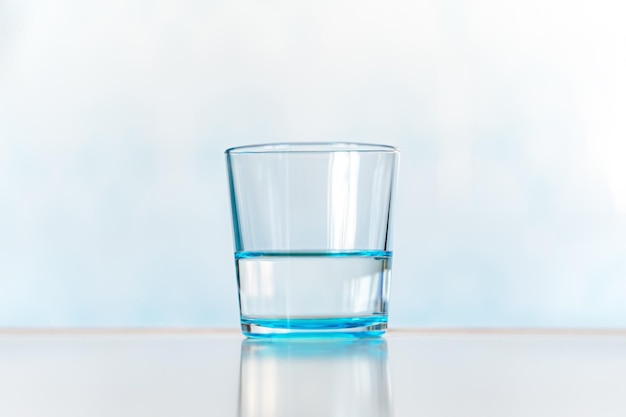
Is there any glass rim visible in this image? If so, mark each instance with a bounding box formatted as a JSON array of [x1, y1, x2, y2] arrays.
[[225, 142, 399, 155]]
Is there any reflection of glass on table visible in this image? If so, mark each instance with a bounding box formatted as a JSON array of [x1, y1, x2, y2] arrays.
[[238, 338, 392, 417]]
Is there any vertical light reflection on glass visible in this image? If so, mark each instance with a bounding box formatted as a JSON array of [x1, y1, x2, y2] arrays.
[[343, 275, 377, 313], [266, 159, 280, 249], [238, 339, 391, 417], [238, 259, 276, 316], [243, 259, 275, 298], [368, 156, 388, 247], [327, 152, 360, 249]]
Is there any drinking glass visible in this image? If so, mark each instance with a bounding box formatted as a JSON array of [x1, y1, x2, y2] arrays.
[[225, 142, 399, 337]]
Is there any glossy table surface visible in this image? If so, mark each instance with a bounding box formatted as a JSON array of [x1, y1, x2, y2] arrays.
[[1, 329, 625, 416]]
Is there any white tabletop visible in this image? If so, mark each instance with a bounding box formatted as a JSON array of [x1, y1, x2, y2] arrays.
[[1, 329, 625, 417]]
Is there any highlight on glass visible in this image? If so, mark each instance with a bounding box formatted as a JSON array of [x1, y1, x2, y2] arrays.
[[225, 142, 399, 337]]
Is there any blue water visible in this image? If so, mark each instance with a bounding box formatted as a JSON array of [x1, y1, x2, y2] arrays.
[[235, 250, 392, 337], [235, 250, 392, 259], [241, 316, 388, 338]]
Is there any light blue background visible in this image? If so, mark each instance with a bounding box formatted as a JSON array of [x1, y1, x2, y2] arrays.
[[1, 0, 625, 327]]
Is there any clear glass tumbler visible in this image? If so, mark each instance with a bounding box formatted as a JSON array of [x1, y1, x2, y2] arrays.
[[225, 142, 399, 337]]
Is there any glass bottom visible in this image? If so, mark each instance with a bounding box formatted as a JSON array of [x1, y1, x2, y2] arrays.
[[241, 316, 388, 338]]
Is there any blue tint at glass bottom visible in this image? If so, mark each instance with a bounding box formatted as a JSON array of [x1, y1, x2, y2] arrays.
[[241, 316, 388, 338]]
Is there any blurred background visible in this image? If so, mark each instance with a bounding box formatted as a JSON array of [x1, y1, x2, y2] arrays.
[[1, 0, 625, 328]]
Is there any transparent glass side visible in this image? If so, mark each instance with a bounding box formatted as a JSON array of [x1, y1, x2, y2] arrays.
[[226, 144, 399, 336], [226, 150, 398, 252]]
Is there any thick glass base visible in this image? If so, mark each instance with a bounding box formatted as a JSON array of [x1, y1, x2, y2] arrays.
[[241, 316, 387, 338]]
